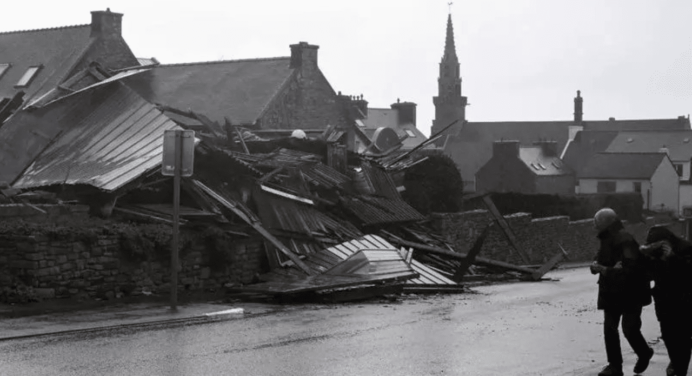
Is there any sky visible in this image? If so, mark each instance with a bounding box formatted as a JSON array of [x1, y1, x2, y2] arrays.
[[2, 0, 691, 136]]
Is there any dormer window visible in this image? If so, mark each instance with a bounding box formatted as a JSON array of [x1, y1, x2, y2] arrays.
[[0, 63, 9, 79], [15, 65, 42, 87]]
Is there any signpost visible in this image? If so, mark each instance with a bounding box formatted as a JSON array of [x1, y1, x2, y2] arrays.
[[162, 130, 195, 310]]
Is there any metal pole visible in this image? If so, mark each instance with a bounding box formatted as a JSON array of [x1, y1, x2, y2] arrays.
[[171, 131, 181, 310]]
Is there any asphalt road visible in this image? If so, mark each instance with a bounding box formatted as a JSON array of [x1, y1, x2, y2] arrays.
[[0, 268, 666, 376]]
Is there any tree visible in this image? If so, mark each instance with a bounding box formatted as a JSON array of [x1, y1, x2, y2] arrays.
[[401, 154, 464, 214]]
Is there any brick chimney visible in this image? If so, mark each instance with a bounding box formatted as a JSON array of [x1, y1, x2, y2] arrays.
[[574, 90, 583, 123], [90, 8, 123, 38], [290, 42, 319, 70], [391, 99, 417, 126], [533, 140, 558, 157], [493, 140, 520, 159]]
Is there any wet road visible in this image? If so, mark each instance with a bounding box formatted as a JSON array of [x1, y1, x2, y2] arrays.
[[0, 268, 662, 376]]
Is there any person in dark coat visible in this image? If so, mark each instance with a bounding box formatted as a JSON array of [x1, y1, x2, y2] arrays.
[[640, 225, 692, 376], [590, 208, 653, 376]]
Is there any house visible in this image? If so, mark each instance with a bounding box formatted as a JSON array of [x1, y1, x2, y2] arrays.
[[577, 152, 679, 213], [0, 9, 139, 120], [604, 130, 692, 213], [342, 95, 427, 152], [428, 13, 691, 192], [476, 140, 575, 195], [121, 42, 358, 148]]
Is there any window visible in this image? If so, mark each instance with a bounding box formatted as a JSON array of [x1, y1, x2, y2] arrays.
[[597, 181, 616, 193], [633, 182, 641, 193], [15, 66, 41, 87], [0, 63, 9, 79], [675, 164, 683, 177], [405, 129, 416, 138]]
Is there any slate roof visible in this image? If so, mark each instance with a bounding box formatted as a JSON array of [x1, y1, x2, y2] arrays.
[[0, 25, 93, 103], [443, 121, 572, 183], [361, 107, 427, 149], [577, 152, 668, 179], [605, 130, 692, 162], [518, 147, 573, 176], [8, 82, 180, 191], [561, 131, 620, 175], [582, 118, 690, 132], [122, 57, 296, 126]]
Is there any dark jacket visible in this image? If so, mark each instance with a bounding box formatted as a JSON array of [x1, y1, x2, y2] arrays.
[[594, 220, 652, 311], [644, 226, 692, 320]]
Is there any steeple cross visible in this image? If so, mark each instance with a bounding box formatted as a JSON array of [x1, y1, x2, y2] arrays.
[[448, 2, 453, 13]]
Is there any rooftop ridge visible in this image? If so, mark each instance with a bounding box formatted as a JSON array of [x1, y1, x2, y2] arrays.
[[598, 151, 669, 155], [0, 24, 90, 36], [154, 56, 291, 68]]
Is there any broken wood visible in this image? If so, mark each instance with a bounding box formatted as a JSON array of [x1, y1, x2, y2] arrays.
[[225, 117, 250, 154], [482, 195, 531, 264], [386, 237, 538, 275], [452, 224, 491, 282], [529, 244, 570, 281], [531, 246, 569, 281], [192, 179, 314, 276]]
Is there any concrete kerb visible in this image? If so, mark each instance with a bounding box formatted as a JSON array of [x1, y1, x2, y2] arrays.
[[0, 303, 281, 342]]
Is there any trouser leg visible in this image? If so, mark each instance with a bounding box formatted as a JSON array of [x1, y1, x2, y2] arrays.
[[604, 309, 623, 365], [661, 311, 692, 376], [621, 306, 650, 357]]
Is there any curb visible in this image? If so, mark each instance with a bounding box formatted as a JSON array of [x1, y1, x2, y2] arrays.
[[0, 308, 247, 342]]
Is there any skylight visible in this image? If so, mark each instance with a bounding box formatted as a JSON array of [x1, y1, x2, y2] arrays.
[[15, 66, 41, 87], [0, 63, 9, 79], [405, 129, 416, 138], [355, 119, 365, 127]]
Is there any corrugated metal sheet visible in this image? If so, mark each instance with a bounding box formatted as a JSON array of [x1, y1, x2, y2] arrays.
[[13, 84, 180, 191]]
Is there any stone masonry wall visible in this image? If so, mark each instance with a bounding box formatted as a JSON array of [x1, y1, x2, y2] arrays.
[[430, 210, 685, 265], [0, 231, 268, 302]]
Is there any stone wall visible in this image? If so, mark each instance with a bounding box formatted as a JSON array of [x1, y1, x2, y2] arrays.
[[0, 204, 89, 223], [430, 210, 685, 265], [0, 229, 268, 302]]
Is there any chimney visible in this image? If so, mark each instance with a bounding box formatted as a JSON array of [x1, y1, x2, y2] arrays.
[[352, 94, 368, 118], [391, 99, 417, 126], [573, 90, 583, 123], [90, 8, 123, 38], [290, 42, 319, 70], [533, 140, 558, 157], [493, 140, 520, 159]]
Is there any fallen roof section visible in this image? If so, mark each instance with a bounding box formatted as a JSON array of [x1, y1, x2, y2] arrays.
[[12, 83, 180, 191]]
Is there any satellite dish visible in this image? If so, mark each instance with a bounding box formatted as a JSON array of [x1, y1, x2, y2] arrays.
[[372, 127, 401, 150]]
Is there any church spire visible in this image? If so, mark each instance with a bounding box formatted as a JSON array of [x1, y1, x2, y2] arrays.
[[431, 10, 467, 137], [442, 13, 458, 63]]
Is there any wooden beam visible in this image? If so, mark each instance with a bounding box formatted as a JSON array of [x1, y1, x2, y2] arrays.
[[482, 195, 531, 264], [386, 237, 538, 275], [531, 246, 569, 281], [225, 117, 250, 154], [452, 224, 491, 282], [192, 179, 314, 276]]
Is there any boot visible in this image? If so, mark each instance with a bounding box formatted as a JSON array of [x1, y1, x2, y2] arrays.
[[633, 347, 654, 374], [598, 364, 624, 376]]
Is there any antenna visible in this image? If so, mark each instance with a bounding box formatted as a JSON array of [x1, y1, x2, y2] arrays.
[[448, 2, 453, 13]]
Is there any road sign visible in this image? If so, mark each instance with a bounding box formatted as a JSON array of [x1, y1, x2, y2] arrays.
[[162, 130, 195, 177]]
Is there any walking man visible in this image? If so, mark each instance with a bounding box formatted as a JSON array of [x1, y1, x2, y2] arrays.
[[640, 225, 692, 376], [590, 208, 653, 376]]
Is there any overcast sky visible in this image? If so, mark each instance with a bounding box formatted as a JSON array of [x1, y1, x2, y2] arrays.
[[3, 0, 691, 136]]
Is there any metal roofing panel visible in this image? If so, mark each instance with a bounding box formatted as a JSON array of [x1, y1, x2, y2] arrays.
[[13, 84, 180, 191], [341, 195, 425, 226]]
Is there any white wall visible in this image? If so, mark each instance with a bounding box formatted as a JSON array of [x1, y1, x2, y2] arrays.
[[579, 179, 652, 208], [651, 158, 680, 213], [679, 184, 692, 214], [672, 160, 691, 181]]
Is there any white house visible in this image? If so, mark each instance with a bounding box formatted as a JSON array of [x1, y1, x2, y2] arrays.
[[577, 152, 679, 214], [604, 130, 692, 214]]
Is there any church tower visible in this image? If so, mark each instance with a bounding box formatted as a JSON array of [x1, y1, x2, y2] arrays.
[[431, 13, 467, 136]]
